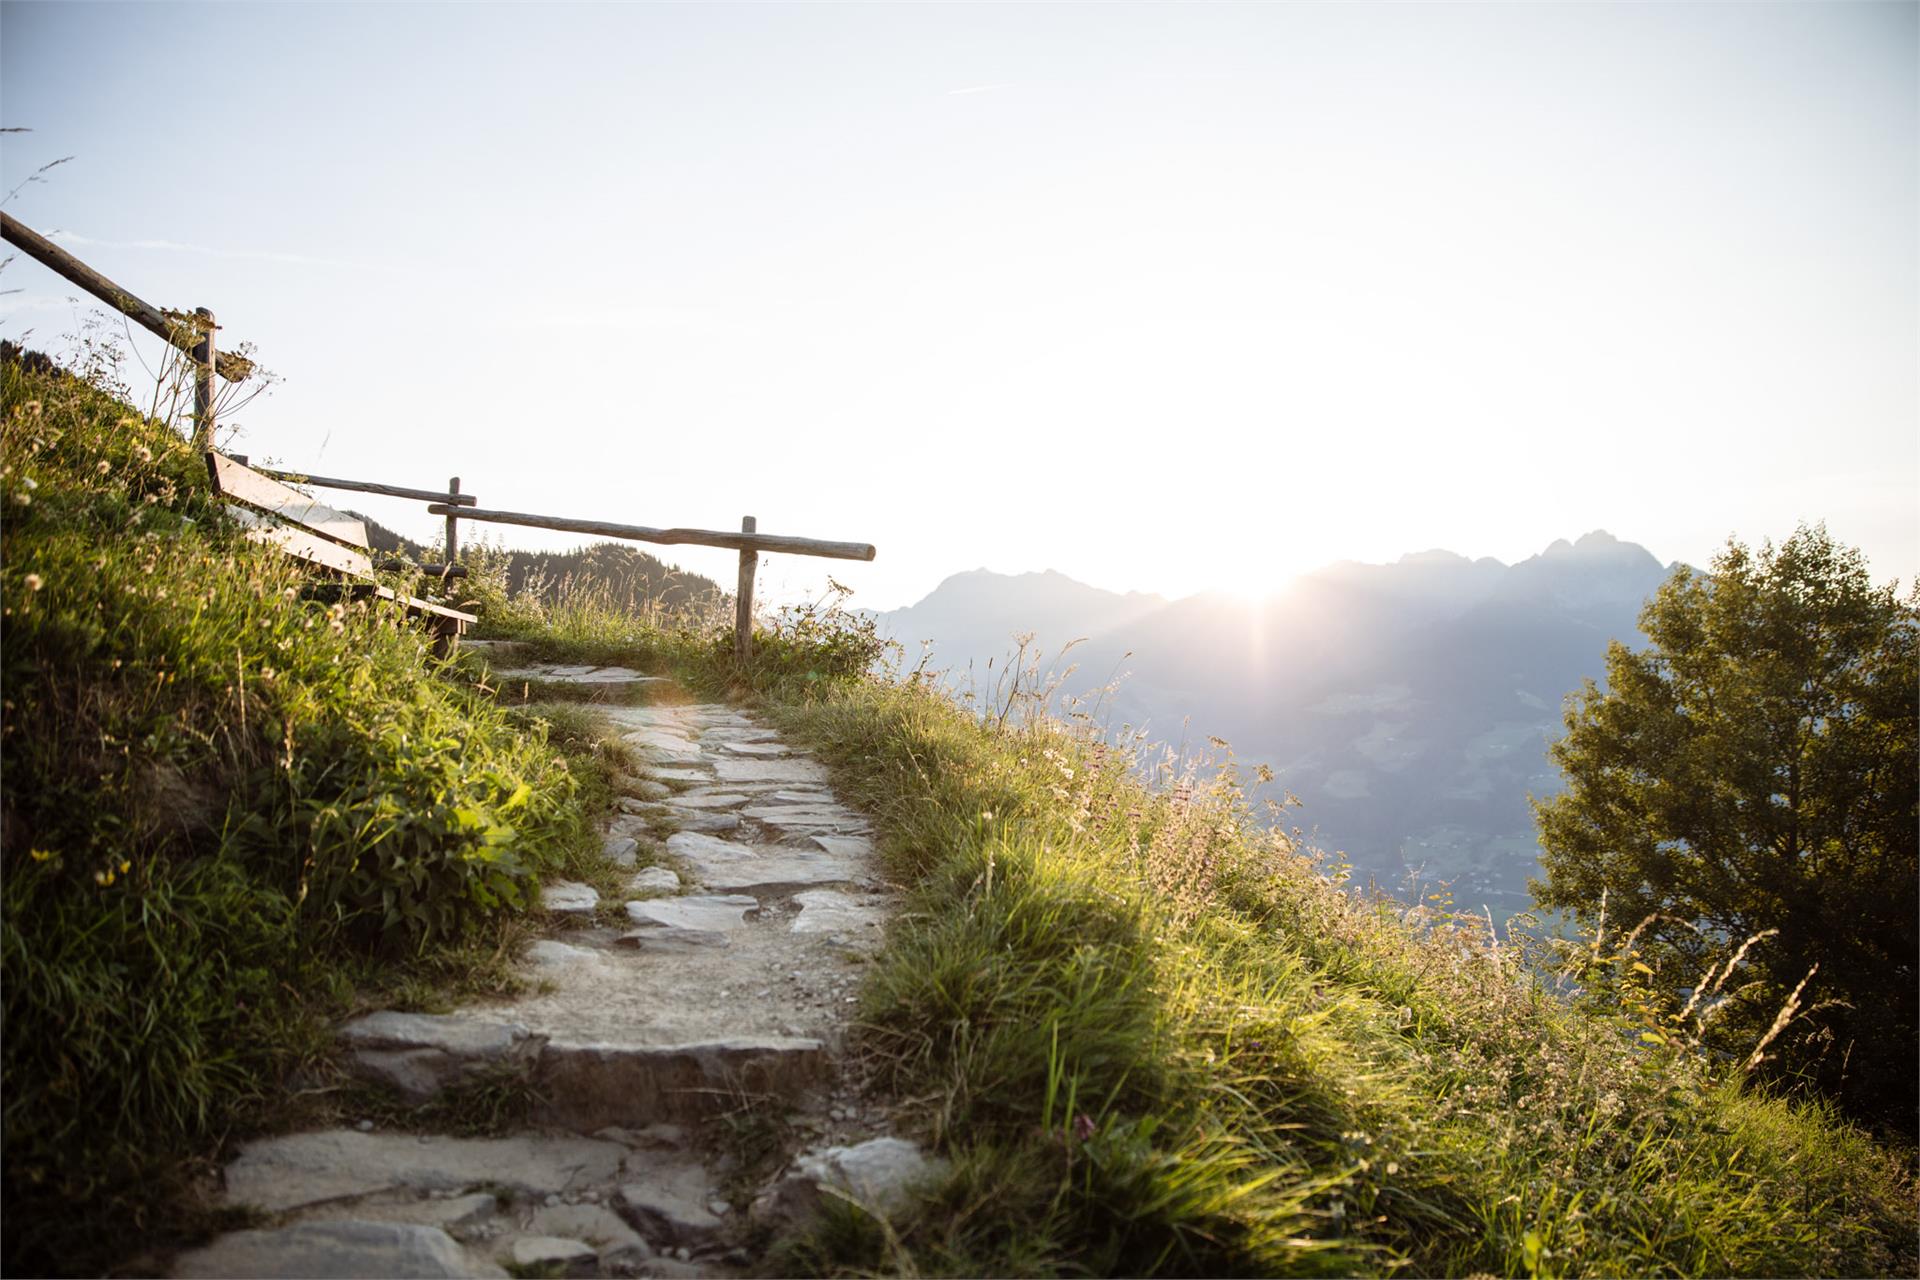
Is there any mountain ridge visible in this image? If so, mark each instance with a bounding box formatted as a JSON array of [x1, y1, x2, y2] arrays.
[[875, 531, 1683, 909]]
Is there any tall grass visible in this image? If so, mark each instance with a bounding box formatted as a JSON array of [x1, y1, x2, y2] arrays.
[[745, 661, 1916, 1277], [0, 347, 606, 1274], [448, 506, 1917, 1276]]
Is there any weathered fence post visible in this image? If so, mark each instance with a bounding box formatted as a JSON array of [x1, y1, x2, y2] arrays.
[[445, 477, 461, 565], [191, 306, 215, 450], [735, 515, 758, 664]]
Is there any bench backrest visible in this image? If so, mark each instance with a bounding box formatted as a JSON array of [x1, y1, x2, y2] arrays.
[[206, 452, 376, 578]]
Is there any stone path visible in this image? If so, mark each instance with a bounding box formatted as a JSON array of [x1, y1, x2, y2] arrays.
[[172, 649, 938, 1279]]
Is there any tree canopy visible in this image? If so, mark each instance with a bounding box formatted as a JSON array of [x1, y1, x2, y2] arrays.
[[1532, 525, 1917, 1132]]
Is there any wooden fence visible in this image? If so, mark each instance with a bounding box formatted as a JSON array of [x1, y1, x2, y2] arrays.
[[0, 212, 875, 661], [1, 211, 248, 449]]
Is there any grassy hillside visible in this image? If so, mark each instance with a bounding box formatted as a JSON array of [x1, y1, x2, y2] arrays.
[[0, 348, 623, 1274], [505, 577, 1917, 1274], [3, 345, 1912, 1278]]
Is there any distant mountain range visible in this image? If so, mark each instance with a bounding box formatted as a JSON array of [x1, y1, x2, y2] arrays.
[[875, 532, 1683, 913]]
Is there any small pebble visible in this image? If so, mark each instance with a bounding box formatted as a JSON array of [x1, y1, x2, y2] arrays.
[[355, 1119, 374, 1132], [707, 1198, 730, 1217], [675, 1247, 691, 1261], [544, 1193, 563, 1208], [582, 1189, 600, 1203]]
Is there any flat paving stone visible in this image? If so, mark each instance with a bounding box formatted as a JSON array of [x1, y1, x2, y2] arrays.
[[790, 889, 885, 936], [172, 1221, 499, 1279], [620, 895, 760, 947], [624, 731, 705, 763], [644, 767, 713, 784], [712, 757, 832, 785], [665, 832, 863, 891], [672, 810, 742, 834], [811, 833, 876, 859], [627, 866, 681, 895], [492, 664, 662, 686], [741, 804, 870, 833], [527, 940, 604, 968], [716, 740, 790, 757], [221, 1131, 628, 1213], [664, 792, 752, 810]]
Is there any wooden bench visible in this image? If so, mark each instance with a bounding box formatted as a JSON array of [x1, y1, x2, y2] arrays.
[[206, 451, 476, 655]]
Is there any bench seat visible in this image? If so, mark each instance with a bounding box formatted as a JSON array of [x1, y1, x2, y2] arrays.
[[207, 452, 475, 652]]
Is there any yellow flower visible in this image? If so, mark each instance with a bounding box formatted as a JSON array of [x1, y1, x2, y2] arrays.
[[94, 869, 114, 886], [29, 848, 53, 862]]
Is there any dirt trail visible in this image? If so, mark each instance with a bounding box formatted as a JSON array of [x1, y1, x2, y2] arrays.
[[171, 652, 934, 1279]]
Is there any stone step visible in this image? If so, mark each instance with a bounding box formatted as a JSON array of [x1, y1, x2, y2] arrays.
[[337, 1012, 544, 1102], [195, 1129, 732, 1279], [172, 1220, 501, 1279], [536, 1036, 828, 1130], [219, 1130, 630, 1214]]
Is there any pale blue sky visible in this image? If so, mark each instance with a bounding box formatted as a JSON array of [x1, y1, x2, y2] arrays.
[[3, 2, 1914, 609]]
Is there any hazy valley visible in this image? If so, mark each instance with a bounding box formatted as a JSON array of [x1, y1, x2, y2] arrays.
[[877, 531, 1679, 913]]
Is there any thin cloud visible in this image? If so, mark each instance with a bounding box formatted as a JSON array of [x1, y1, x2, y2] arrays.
[[46, 229, 346, 268], [946, 82, 1016, 97], [528, 304, 737, 337]]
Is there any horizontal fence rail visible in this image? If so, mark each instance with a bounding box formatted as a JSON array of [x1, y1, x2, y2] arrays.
[[2, 214, 873, 665], [253, 466, 478, 508], [1, 212, 254, 382], [424, 504, 877, 562]]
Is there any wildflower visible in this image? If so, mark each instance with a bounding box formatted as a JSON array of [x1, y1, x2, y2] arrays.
[[29, 848, 54, 862], [95, 459, 111, 475], [133, 445, 152, 463], [94, 868, 114, 886], [23, 573, 42, 591]]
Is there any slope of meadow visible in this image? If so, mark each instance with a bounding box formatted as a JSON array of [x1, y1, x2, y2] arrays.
[[1, 346, 1912, 1279], [0, 348, 620, 1273], [742, 673, 1916, 1278]]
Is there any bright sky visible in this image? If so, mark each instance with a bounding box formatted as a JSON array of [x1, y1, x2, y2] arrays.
[[3, 2, 1914, 610]]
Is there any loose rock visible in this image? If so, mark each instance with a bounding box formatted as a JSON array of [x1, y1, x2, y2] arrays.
[[511, 1235, 598, 1278], [542, 880, 600, 915]]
